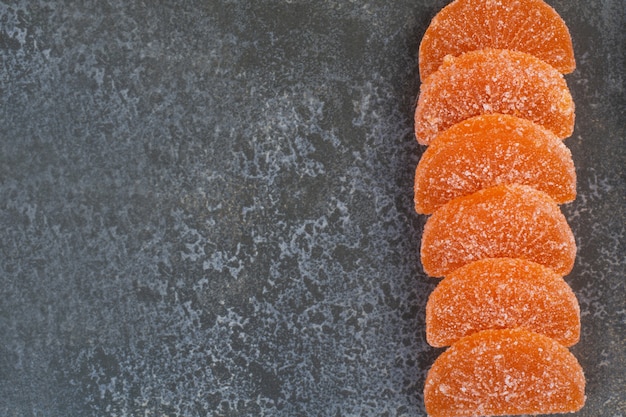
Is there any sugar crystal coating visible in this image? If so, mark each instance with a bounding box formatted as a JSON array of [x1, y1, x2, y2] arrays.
[[414, 48, 575, 144], [426, 257, 580, 347], [414, 114, 576, 214], [424, 328, 586, 417], [420, 184, 576, 277], [418, 0, 576, 81]]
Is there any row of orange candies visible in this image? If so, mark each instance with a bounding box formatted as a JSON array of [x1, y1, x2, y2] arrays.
[[412, 0, 585, 416]]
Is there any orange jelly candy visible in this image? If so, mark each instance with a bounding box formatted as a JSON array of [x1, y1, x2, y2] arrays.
[[420, 184, 576, 277], [414, 48, 575, 145], [424, 328, 586, 417], [426, 257, 580, 347], [418, 0, 575, 81], [414, 114, 576, 214]]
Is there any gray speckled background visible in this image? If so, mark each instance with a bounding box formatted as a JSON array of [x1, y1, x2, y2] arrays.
[[1, 1, 624, 416]]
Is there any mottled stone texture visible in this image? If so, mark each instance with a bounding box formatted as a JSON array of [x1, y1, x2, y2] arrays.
[[0, 1, 623, 416]]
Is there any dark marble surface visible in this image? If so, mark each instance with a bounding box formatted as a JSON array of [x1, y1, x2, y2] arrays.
[[1, 1, 624, 416]]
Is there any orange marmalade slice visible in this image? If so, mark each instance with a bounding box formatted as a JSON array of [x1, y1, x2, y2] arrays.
[[424, 328, 586, 417], [414, 48, 575, 145], [414, 114, 576, 214], [418, 0, 575, 81], [420, 184, 576, 277], [426, 257, 580, 347]]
